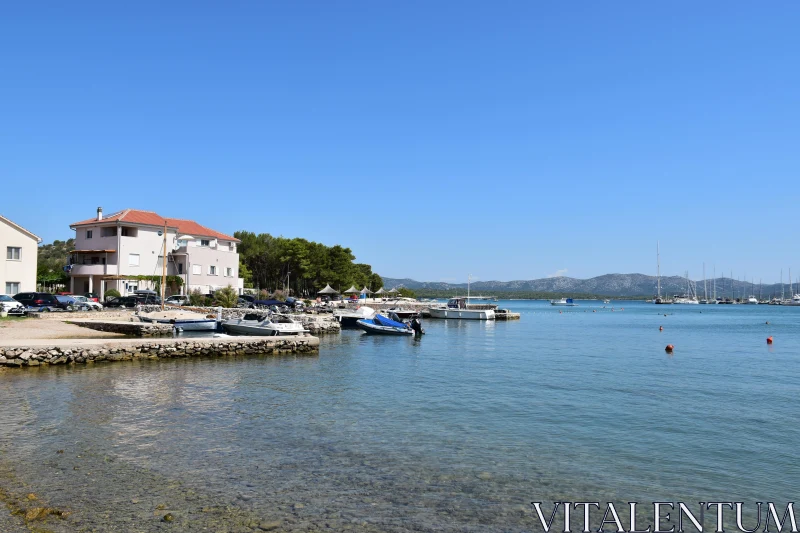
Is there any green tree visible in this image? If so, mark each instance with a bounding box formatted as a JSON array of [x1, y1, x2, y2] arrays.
[[214, 285, 239, 308], [397, 287, 416, 298], [189, 288, 206, 306]]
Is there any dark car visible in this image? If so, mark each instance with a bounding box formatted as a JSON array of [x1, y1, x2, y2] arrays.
[[54, 295, 90, 311], [240, 294, 256, 303], [104, 296, 141, 308], [13, 292, 60, 309]]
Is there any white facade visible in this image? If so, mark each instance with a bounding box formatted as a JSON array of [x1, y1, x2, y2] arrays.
[[0, 215, 41, 295], [69, 209, 242, 297]]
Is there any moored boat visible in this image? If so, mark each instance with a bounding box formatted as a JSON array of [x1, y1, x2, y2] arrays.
[[428, 298, 496, 320], [221, 314, 308, 336], [333, 306, 376, 329], [356, 313, 419, 335], [138, 310, 220, 331], [550, 298, 577, 306]]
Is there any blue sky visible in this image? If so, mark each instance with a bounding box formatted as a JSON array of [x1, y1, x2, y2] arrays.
[[2, 2, 799, 284]]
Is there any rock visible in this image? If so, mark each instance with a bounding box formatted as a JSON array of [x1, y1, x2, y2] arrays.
[[477, 472, 492, 480], [293, 503, 305, 510], [259, 521, 282, 531], [19, 351, 32, 361], [162, 513, 174, 522]]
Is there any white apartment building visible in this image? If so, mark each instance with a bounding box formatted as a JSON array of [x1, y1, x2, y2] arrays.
[[1, 215, 42, 295], [69, 208, 243, 297]]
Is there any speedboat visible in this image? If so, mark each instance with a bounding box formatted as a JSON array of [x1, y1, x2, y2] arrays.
[[673, 295, 699, 305], [356, 313, 419, 335], [785, 295, 800, 307], [222, 314, 308, 336], [385, 307, 420, 320], [603, 299, 610, 304], [333, 306, 376, 329], [746, 296, 759, 305], [550, 298, 577, 306]]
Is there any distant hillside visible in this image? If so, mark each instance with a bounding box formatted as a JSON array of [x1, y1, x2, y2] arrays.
[[382, 274, 790, 299]]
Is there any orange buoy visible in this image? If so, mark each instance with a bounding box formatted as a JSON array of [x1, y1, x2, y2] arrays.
[[659, 326, 663, 331], [767, 336, 773, 345], [665, 344, 674, 352]]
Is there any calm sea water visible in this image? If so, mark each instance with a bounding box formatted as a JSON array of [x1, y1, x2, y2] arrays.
[[1, 301, 799, 532]]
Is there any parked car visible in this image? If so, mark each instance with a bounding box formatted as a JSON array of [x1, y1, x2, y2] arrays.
[[104, 296, 141, 308], [13, 292, 60, 310], [165, 295, 189, 306], [0, 295, 26, 315], [84, 292, 100, 303], [54, 295, 91, 311], [72, 295, 103, 311], [240, 294, 256, 303]]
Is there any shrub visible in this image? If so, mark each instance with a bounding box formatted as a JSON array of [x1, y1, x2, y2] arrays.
[[188, 288, 205, 307], [104, 289, 121, 299], [259, 290, 269, 300], [272, 289, 285, 301], [214, 285, 239, 308]]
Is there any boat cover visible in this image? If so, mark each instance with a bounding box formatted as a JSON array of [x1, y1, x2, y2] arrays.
[[373, 314, 408, 329], [254, 299, 288, 306]]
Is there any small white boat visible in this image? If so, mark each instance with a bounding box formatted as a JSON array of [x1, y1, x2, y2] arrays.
[[221, 314, 308, 336], [785, 294, 800, 307], [550, 298, 577, 306], [333, 306, 376, 329], [138, 312, 219, 331], [746, 296, 759, 305], [603, 299, 610, 304]]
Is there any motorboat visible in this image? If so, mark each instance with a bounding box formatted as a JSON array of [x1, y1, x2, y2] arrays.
[[221, 313, 308, 336], [138, 310, 220, 331], [385, 307, 420, 320], [428, 298, 496, 320], [746, 296, 759, 305], [356, 313, 421, 335], [673, 295, 699, 305], [550, 298, 577, 307], [333, 306, 376, 329], [603, 299, 610, 304], [785, 294, 800, 307]]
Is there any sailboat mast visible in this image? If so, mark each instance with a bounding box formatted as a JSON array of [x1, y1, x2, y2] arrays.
[[703, 263, 707, 301], [657, 241, 661, 298], [713, 266, 716, 300], [161, 220, 167, 311]]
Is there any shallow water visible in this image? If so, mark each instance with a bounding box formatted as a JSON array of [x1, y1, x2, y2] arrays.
[[1, 301, 799, 532]]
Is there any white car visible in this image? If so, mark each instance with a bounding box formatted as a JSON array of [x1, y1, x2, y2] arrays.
[[165, 295, 189, 306], [0, 295, 26, 315], [72, 295, 103, 311]]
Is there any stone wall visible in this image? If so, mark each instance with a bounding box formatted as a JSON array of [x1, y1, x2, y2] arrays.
[[66, 320, 174, 336], [0, 337, 319, 368]]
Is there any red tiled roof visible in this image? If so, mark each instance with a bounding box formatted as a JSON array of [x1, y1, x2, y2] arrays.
[[70, 209, 240, 242]]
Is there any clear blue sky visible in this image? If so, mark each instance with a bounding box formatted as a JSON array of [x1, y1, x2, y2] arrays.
[[2, 2, 798, 284]]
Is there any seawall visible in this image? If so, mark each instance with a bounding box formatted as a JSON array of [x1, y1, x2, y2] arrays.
[[0, 336, 319, 368]]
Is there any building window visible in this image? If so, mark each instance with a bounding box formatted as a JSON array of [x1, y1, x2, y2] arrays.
[[101, 227, 117, 237], [209, 265, 217, 276], [178, 263, 183, 274], [192, 264, 201, 275], [200, 239, 210, 247], [91, 257, 100, 265], [5, 282, 20, 295], [128, 253, 140, 267], [6, 247, 21, 260], [86, 230, 93, 239], [225, 267, 233, 277], [121, 227, 137, 237]]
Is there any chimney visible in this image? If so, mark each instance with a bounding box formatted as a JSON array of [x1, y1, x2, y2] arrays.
[[97, 207, 103, 221]]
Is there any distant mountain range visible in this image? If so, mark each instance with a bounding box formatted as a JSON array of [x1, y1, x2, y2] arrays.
[[382, 274, 794, 299]]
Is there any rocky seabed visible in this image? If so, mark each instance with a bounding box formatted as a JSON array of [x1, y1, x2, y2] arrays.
[[0, 338, 318, 368]]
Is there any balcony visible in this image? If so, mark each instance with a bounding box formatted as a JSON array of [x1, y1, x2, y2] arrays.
[[69, 264, 112, 276]]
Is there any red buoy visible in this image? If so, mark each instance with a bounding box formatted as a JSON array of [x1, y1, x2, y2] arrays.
[[767, 336, 774, 345], [665, 344, 674, 352], [659, 326, 663, 331]]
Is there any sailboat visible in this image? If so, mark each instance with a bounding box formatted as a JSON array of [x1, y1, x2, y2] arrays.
[[654, 242, 672, 304], [673, 271, 699, 304], [786, 268, 800, 306]]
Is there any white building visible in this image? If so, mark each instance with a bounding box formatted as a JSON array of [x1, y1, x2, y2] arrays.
[[68, 208, 243, 297], [1, 215, 42, 295]]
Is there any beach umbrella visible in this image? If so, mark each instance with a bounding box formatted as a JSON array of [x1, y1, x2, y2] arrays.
[[360, 287, 373, 294], [387, 288, 399, 294], [343, 285, 359, 294], [317, 284, 339, 295], [374, 288, 386, 295]]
